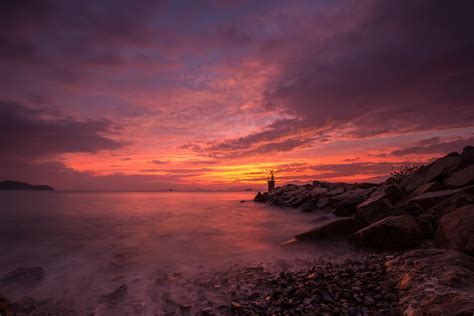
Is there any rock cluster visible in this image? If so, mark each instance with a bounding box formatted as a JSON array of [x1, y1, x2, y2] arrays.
[[253, 146, 474, 314], [224, 256, 399, 315], [151, 256, 399, 315], [255, 146, 474, 255]]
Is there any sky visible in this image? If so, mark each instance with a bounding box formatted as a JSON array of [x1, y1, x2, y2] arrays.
[[1, 0, 474, 190]]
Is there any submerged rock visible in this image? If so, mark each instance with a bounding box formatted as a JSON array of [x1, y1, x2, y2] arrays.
[[0, 267, 44, 285], [349, 215, 422, 250], [386, 249, 474, 315], [435, 205, 474, 256]]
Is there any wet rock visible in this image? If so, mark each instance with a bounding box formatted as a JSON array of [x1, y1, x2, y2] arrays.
[[436, 205, 474, 256], [386, 249, 474, 315], [349, 215, 422, 250], [0, 267, 44, 285], [356, 184, 406, 224], [295, 218, 361, 241], [253, 191, 269, 202]]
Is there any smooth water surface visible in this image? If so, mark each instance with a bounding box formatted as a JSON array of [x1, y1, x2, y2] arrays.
[[0, 191, 325, 310]]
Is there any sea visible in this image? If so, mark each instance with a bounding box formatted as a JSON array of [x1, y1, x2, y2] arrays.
[[0, 190, 353, 314]]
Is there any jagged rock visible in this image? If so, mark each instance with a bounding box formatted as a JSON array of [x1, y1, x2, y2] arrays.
[[349, 215, 422, 250], [0, 295, 14, 316], [446, 164, 474, 188], [253, 191, 269, 202], [295, 218, 360, 241], [12, 297, 75, 315], [401, 153, 464, 192], [428, 191, 474, 219], [408, 181, 444, 198], [356, 184, 406, 224], [0, 267, 44, 285], [436, 205, 474, 256], [386, 249, 474, 315], [409, 185, 474, 210]]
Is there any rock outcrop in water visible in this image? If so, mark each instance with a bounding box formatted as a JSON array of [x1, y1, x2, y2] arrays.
[[255, 146, 474, 255], [0, 180, 54, 191]]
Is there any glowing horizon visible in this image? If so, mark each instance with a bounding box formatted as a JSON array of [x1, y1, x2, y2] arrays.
[[1, 1, 474, 190]]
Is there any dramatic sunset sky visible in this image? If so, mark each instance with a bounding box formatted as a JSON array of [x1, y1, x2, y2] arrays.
[[1, 0, 473, 190]]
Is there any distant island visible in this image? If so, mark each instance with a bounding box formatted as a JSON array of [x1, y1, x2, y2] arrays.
[[0, 180, 54, 191]]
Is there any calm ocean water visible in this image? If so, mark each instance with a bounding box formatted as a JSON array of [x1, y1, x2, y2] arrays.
[[1, 190, 337, 311]]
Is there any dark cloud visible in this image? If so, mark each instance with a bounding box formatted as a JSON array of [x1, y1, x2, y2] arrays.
[[187, 119, 317, 158], [0, 101, 126, 159], [390, 136, 474, 156], [261, 0, 474, 140]]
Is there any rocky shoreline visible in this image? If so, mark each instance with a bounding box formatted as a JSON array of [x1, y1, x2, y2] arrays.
[[1, 147, 473, 315], [253, 146, 474, 314]]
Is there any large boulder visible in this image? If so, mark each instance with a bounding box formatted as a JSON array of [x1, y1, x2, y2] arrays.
[[294, 218, 360, 241], [0, 267, 44, 285], [435, 205, 474, 256], [409, 184, 474, 210], [446, 164, 474, 188], [407, 181, 444, 198], [386, 249, 474, 315], [348, 215, 423, 250], [428, 191, 474, 219], [356, 184, 406, 224], [401, 153, 463, 192]]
